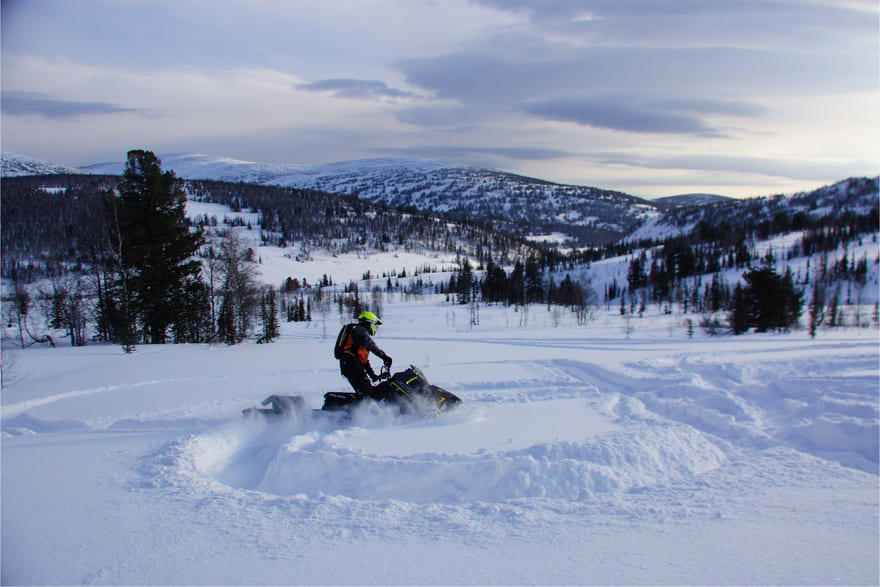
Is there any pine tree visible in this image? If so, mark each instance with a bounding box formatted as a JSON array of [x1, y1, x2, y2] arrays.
[[113, 150, 206, 344], [808, 280, 826, 338], [728, 283, 751, 334], [627, 253, 648, 293], [455, 259, 474, 305], [524, 255, 544, 304], [258, 288, 280, 343], [729, 265, 804, 334]]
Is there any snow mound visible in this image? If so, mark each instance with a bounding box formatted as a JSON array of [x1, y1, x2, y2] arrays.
[[182, 398, 727, 504]]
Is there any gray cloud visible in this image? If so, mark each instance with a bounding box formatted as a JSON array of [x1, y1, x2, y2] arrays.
[[648, 98, 766, 117], [521, 96, 718, 135], [395, 39, 873, 139], [1, 90, 138, 119], [519, 95, 764, 135], [398, 44, 874, 104], [471, 0, 879, 50], [394, 103, 503, 129], [590, 150, 876, 183], [297, 78, 416, 100]]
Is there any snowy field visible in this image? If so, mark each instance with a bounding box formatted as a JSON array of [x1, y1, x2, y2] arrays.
[[2, 298, 878, 586]]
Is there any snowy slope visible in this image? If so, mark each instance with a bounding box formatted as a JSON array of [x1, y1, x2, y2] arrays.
[[627, 176, 879, 244], [2, 302, 878, 585], [83, 152, 311, 184], [2, 192, 878, 584], [82, 152, 659, 245], [0, 150, 89, 177], [8, 151, 877, 251]]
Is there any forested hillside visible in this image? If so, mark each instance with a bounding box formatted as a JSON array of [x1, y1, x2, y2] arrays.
[[2, 157, 878, 350], [81, 153, 660, 246], [1, 174, 537, 284]]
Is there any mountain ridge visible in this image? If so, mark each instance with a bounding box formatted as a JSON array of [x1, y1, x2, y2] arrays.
[[1, 151, 90, 177], [3, 151, 877, 250], [7, 151, 661, 246]]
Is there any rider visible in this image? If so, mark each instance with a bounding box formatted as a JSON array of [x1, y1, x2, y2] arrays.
[[336, 311, 393, 398]]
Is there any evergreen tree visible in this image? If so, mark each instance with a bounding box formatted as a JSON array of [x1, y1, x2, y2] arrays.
[[707, 273, 727, 313], [173, 274, 211, 343], [113, 150, 206, 344], [728, 265, 804, 334], [508, 259, 525, 306], [808, 280, 826, 338], [728, 283, 751, 334], [524, 255, 544, 304], [258, 288, 280, 343], [455, 258, 474, 305], [627, 252, 648, 293], [482, 260, 508, 304]]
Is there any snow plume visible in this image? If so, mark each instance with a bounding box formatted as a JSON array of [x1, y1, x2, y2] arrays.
[[175, 397, 726, 504]]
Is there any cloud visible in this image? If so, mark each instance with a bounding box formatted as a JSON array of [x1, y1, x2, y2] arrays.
[[521, 96, 717, 135], [1, 90, 139, 120], [399, 44, 874, 105], [589, 150, 876, 183], [297, 78, 416, 100], [470, 0, 879, 51], [648, 98, 766, 117], [519, 94, 765, 135], [1, 0, 875, 198]]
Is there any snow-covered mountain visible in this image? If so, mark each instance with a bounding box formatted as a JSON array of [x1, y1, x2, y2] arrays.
[[83, 152, 312, 185], [82, 152, 660, 246], [1, 151, 89, 177], [627, 176, 880, 244], [5, 151, 878, 250]]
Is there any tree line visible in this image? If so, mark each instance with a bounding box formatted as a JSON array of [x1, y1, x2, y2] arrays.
[[3, 152, 273, 350], [2, 159, 876, 345], [1, 151, 547, 349]]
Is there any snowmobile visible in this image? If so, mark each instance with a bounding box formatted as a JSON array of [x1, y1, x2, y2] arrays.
[[242, 365, 461, 421]]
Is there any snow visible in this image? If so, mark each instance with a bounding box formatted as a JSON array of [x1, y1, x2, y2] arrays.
[[80, 153, 451, 184], [3, 298, 878, 585], [183, 199, 462, 288], [73, 151, 659, 245], [0, 150, 89, 177], [2, 187, 878, 585]]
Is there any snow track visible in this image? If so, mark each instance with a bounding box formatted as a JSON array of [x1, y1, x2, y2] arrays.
[[183, 398, 726, 504], [3, 305, 878, 585]]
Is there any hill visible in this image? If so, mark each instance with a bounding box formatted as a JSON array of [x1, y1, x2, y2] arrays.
[[7, 151, 878, 253], [82, 152, 659, 246], [1, 151, 89, 177]]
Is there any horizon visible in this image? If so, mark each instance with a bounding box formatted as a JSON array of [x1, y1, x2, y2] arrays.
[[7, 148, 874, 201], [1, 1, 878, 198]]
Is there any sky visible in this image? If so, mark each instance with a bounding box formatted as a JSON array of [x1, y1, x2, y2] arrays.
[[1, 0, 878, 199]]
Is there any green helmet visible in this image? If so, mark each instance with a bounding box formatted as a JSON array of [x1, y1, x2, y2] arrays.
[[358, 311, 382, 335]]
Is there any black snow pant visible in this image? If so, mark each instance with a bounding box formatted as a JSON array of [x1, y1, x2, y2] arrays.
[[340, 356, 374, 398]]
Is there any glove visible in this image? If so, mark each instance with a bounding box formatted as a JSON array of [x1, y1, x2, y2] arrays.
[[383, 355, 393, 368], [370, 371, 380, 382]]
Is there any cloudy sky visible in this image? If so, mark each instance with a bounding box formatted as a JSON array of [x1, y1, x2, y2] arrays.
[[2, 0, 877, 198]]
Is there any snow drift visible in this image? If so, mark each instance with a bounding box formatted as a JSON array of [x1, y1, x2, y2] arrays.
[[4, 301, 876, 585]]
